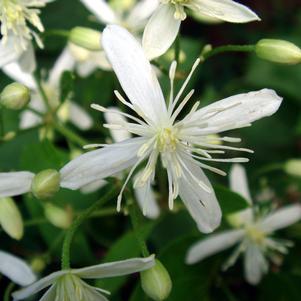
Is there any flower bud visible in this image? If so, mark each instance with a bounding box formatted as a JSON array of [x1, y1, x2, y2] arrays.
[[141, 259, 172, 301], [69, 27, 101, 51], [0, 197, 23, 240], [255, 39, 301, 65], [285, 159, 301, 177], [31, 169, 61, 200], [0, 82, 30, 110], [44, 203, 73, 229], [31, 257, 46, 273]]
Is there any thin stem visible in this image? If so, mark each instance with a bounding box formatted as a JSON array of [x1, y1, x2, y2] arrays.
[[203, 44, 255, 60], [61, 187, 117, 270], [4, 283, 15, 301], [43, 29, 70, 39], [34, 72, 51, 110]]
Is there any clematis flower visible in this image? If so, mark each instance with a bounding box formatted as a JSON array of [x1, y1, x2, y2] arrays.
[[2, 49, 93, 131], [57, 25, 282, 233], [12, 255, 155, 301], [0, 250, 36, 286], [143, 0, 260, 60], [186, 164, 301, 284]]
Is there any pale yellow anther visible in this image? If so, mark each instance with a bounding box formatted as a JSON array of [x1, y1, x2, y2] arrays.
[[245, 225, 266, 245]]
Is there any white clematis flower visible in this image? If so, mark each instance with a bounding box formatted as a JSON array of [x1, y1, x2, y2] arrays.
[[143, 0, 260, 60], [186, 164, 301, 285], [0, 250, 36, 286], [2, 48, 93, 130], [58, 25, 282, 233], [12, 255, 155, 301]]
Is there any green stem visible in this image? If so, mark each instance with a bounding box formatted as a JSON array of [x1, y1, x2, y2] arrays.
[[203, 44, 255, 60], [61, 187, 117, 270], [4, 283, 15, 301], [43, 29, 70, 39], [34, 72, 51, 110]]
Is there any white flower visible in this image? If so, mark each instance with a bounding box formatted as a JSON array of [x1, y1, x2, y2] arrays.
[[0, 250, 36, 286], [2, 48, 93, 130], [143, 0, 260, 60], [59, 25, 282, 233], [12, 255, 155, 301], [186, 164, 301, 285]]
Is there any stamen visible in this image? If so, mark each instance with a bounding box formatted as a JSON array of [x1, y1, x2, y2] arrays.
[[168, 60, 177, 111]]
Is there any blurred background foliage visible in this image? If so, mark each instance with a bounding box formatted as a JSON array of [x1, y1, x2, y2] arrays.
[[1, 1, 301, 300]]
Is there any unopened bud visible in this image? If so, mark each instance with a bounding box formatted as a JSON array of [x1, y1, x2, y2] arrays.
[[255, 39, 301, 65], [31, 169, 61, 199], [44, 203, 73, 229], [31, 257, 46, 273], [0, 82, 30, 110], [141, 259, 172, 301], [0, 197, 23, 240], [69, 27, 101, 51], [285, 159, 301, 177]]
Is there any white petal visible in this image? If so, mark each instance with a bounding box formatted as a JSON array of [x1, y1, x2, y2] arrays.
[[20, 110, 42, 129], [80, 179, 107, 194], [190, 89, 283, 133], [191, 0, 260, 23], [79, 0, 118, 24], [186, 229, 244, 264], [142, 4, 181, 60], [102, 25, 168, 125], [0, 172, 34, 198], [0, 250, 36, 286], [244, 244, 268, 285], [229, 164, 252, 204], [12, 270, 67, 300], [73, 255, 155, 279], [178, 156, 222, 233], [0, 37, 21, 67], [48, 48, 75, 87], [260, 204, 301, 233], [60, 138, 145, 190], [104, 107, 131, 142], [17, 43, 36, 73], [2, 62, 36, 89], [38, 285, 56, 301], [68, 101, 93, 130]]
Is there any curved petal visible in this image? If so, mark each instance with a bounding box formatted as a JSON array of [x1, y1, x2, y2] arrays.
[[142, 4, 181, 60], [244, 244, 268, 285], [79, 0, 118, 24], [102, 25, 168, 125], [0, 172, 34, 198], [191, 0, 260, 23], [260, 204, 301, 233], [68, 101, 93, 130], [60, 138, 145, 190], [73, 255, 155, 279], [178, 156, 222, 233], [0, 251, 36, 286], [39, 285, 57, 301], [186, 229, 244, 264]]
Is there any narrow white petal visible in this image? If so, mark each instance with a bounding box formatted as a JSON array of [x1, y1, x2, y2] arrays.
[[229, 164, 252, 204], [73, 255, 155, 279], [80, 179, 107, 194], [142, 4, 181, 60], [60, 138, 145, 190], [260, 204, 301, 233], [186, 229, 244, 264], [244, 244, 268, 285], [17, 43, 36, 73], [79, 0, 118, 24], [178, 157, 222, 233], [0, 172, 34, 198], [69, 101, 93, 130], [102, 25, 168, 124], [38, 285, 56, 301], [20, 110, 43, 129], [192, 0, 260, 23], [0, 251, 36, 286]]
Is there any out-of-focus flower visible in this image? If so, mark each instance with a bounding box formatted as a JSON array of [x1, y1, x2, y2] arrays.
[[13, 255, 155, 301], [186, 164, 301, 285], [44, 203, 73, 229], [143, 0, 260, 60], [285, 159, 301, 177], [59, 25, 282, 233]]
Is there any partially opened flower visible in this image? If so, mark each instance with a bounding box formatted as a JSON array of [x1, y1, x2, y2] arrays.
[[0, 250, 36, 286], [12, 255, 155, 301], [186, 164, 301, 285], [143, 0, 260, 60], [58, 25, 282, 233]]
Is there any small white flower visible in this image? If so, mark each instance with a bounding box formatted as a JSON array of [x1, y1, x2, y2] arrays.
[[59, 25, 282, 233], [0, 250, 36, 286], [12, 255, 155, 301], [186, 164, 301, 285], [143, 0, 260, 60]]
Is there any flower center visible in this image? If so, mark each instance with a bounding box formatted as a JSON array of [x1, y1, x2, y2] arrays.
[[245, 225, 266, 245], [156, 127, 179, 153]]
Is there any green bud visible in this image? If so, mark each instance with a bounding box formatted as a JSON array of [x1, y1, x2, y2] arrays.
[[285, 159, 301, 177], [69, 27, 101, 51], [44, 203, 73, 229], [31, 257, 46, 273], [0, 82, 30, 110], [255, 39, 301, 65], [141, 260, 172, 301], [31, 169, 61, 199], [0, 197, 24, 240]]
